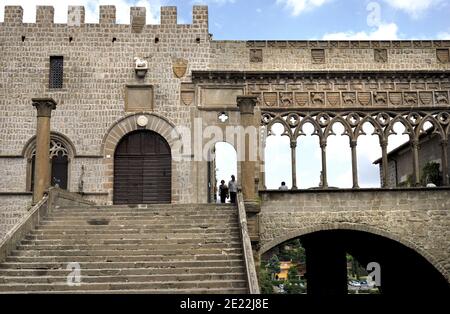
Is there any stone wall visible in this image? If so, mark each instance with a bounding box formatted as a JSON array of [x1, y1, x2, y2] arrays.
[[259, 188, 450, 281], [0, 194, 32, 239], [209, 40, 450, 71], [0, 5, 210, 205], [0, 5, 450, 241]]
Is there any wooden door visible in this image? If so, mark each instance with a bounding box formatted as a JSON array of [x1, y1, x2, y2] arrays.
[[113, 130, 171, 204]]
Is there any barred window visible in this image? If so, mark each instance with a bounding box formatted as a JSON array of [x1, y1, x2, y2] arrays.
[[49, 56, 63, 88]]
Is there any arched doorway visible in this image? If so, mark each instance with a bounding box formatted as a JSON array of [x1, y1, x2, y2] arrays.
[[113, 130, 171, 205], [208, 142, 238, 203]]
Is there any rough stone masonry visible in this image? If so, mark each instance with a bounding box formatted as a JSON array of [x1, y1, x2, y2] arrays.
[[0, 5, 449, 283]]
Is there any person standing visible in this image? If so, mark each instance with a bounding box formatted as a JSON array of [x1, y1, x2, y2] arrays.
[[228, 175, 237, 204], [279, 182, 289, 190], [218, 180, 229, 204]]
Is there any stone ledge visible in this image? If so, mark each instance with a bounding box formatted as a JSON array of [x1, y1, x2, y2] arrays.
[[260, 186, 450, 194]]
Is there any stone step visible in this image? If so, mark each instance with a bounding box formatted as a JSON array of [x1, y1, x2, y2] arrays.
[[16, 243, 242, 251], [0, 266, 246, 277], [0, 287, 248, 294], [0, 259, 245, 269], [55, 205, 235, 211], [20, 238, 239, 246], [0, 202, 248, 293], [46, 214, 238, 221], [41, 218, 238, 224], [17, 240, 242, 250], [0, 272, 246, 284], [52, 209, 237, 216], [33, 223, 239, 232], [12, 247, 243, 257], [6, 253, 243, 263], [31, 227, 240, 234], [0, 279, 247, 292], [25, 233, 240, 240]]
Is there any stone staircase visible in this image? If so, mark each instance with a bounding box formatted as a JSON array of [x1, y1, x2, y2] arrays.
[[0, 204, 248, 293]]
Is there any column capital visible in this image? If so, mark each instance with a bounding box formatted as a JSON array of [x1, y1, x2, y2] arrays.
[[379, 139, 388, 148], [290, 140, 297, 149], [237, 96, 257, 115], [32, 98, 57, 117]]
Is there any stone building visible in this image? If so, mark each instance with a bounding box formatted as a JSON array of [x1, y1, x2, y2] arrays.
[[0, 3, 449, 232], [0, 5, 449, 294], [374, 129, 450, 187]]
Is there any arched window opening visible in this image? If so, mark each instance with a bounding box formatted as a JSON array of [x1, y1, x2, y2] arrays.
[[357, 122, 381, 188], [327, 122, 352, 188], [264, 123, 292, 189], [296, 122, 321, 189], [26, 136, 72, 192]]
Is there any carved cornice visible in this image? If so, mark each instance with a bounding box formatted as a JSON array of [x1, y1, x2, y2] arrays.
[[193, 71, 450, 109], [244, 40, 450, 49], [192, 70, 450, 82]]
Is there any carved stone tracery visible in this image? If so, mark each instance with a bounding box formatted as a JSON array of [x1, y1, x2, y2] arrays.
[[261, 108, 450, 188], [261, 109, 450, 149]]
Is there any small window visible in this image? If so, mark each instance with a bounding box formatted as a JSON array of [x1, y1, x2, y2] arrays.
[[49, 56, 64, 88]]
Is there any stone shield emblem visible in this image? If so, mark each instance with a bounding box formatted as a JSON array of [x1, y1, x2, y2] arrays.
[[173, 58, 188, 78]]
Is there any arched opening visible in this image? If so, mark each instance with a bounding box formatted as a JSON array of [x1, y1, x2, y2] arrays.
[[296, 122, 321, 189], [264, 123, 292, 189], [357, 122, 381, 188], [25, 135, 73, 191], [327, 122, 352, 188], [260, 229, 449, 295], [209, 142, 238, 203], [113, 130, 171, 205]]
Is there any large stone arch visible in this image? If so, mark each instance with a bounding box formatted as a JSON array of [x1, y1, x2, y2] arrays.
[[258, 222, 450, 282], [101, 113, 181, 204]]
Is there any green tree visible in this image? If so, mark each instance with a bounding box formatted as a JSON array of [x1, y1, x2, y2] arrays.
[[278, 239, 306, 264], [266, 255, 281, 280], [258, 267, 274, 294], [421, 161, 442, 186], [284, 266, 306, 294]]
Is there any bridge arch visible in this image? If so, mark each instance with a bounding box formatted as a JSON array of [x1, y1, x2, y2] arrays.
[[259, 222, 449, 283]]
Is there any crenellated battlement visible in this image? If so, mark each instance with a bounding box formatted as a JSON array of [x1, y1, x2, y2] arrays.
[[1, 5, 209, 29]]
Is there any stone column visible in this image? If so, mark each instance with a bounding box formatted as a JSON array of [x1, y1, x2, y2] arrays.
[[380, 139, 389, 188], [350, 139, 359, 189], [290, 140, 298, 190], [441, 139, 449, 186], [32, 98, 57, 204], [411, 139, 421, 186], [237, 96, 257, 202], [320, 139, 328, 188], [259, 129, 267, 190]]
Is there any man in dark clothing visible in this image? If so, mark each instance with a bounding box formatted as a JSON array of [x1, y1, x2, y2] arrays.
[[228, 175, 237, 204], [218, 180, 229, 203]]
